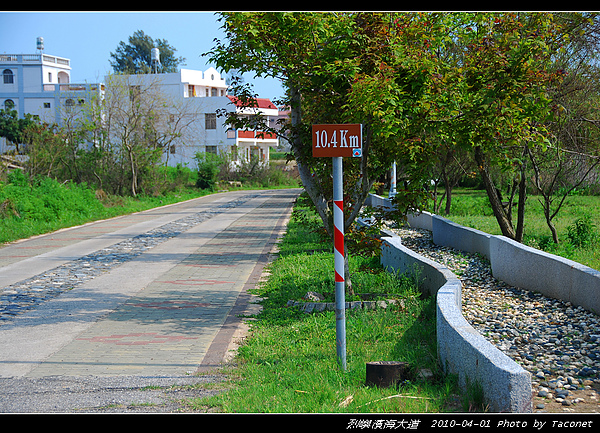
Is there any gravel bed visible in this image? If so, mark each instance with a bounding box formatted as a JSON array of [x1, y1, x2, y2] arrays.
[[0, 193, 262, 324], [386, 223, 600, 410]]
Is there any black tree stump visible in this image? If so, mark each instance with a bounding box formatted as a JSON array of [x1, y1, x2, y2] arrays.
[[365, 361, 409, 388]]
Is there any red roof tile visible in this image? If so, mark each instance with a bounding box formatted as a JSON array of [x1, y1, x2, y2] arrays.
[[227, 95, 277, 110]]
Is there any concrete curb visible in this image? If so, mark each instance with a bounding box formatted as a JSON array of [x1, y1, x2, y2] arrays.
[[380, 236, 532, 413], [367, 191, 600, 411], [286, 298, 401, 313], [489, 236, 600, 316], [403, 206, 600, 316]]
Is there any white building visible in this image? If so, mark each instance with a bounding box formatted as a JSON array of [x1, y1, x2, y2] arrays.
[[0, 50, 104, 153], [1, 44, 283, 168], [108, 68, 280, 168], [226, 94, 280, 163]]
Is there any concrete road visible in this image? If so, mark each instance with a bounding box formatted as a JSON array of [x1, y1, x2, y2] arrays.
[[0, 188, 300, 413]]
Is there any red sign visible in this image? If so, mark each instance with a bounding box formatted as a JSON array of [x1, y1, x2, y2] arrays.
[[312, 124, 362, 158]]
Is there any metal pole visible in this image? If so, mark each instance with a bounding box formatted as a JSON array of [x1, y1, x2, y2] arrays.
[[333, 156, 347, 370], [389, 161, 397, 198]]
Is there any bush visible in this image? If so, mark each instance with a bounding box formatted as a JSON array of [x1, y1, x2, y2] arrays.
[[567, 215, 597, 248], [194, 152, 224, 190], [194, 150, 299, 190], [0, 170, 104, 223], [7, 169, 28, 187], [156, 164, 197, 192]]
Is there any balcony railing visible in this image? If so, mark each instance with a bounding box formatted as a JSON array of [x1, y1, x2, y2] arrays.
[[237, 130, 277, 140], [43, 83, 105, 92], [0, 54, 70, 67]]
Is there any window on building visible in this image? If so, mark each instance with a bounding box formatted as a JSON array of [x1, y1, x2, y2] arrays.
[[3, 69, 14, 84], [48, 72, 52, 82], [44, 102, 51, 108], [205, 113, 217, 130], [211, 88, 217, 97], [206, 145, 217, 154], [4, 99, 15, 110]]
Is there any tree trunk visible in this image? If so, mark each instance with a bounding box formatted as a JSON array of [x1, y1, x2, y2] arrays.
[[128, 147, 138, 197], [444, 172, 453, 215], [344, 120, 375, 230], [515, 156, 527, 243], [344, 246, 354, 296], [288, 87, 332, 236], [544, 202, 560, 244], [474, 146, 516, 240], [288, 85, 360, 296]]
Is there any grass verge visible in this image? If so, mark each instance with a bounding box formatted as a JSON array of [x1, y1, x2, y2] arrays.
[[0, 163, 298, 246], [0, 170, 213, 246], [431, 188, 600, 271], [189, 193, 467, 413]]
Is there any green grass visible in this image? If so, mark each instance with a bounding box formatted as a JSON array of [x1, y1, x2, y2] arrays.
[[0, 163, 299, 246], [430, 187, 600, 271], [189, 193, 468, 413], [0, 170, 213, 245]]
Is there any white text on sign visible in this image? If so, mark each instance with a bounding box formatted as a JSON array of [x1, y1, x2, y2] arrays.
[[314, 129, 360, 149], [312, 124, 362, 158]]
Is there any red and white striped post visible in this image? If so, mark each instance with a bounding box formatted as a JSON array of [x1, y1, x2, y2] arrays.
[[333, 156, 347, 370], [312, 124, 362, 371]]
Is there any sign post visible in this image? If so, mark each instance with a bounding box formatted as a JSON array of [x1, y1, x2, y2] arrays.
[[332, 156, 346, 370], [390, 161, 397, 198], [312, 124, 362, 370]]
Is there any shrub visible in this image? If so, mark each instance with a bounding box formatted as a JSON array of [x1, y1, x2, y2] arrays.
[[567, 215, 597, 248], [194, 152, 224, 190], [7, 169, 28, 187]]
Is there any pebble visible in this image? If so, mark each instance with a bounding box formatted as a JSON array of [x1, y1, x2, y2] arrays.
[[0, 194, 261, 323], [385, 224, 600, 392]]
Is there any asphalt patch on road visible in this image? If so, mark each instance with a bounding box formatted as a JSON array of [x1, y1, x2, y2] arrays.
[[0, 374, 226, 413]]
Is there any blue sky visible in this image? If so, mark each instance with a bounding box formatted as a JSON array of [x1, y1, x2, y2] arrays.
[[0, 11, 285, 102]]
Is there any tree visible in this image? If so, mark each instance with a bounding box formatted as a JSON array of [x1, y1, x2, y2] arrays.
[[208, 12, 436, 293], [22, 121, 68, 179], [528, 13, 600, 243], [422, 13, 569, 242], [101, 74, 196, 196], [430, 144, 473, 215], [208, 12, 585, 251], [18, 74, 197, 195], [209, 12, 437, 228], [110, 30, 185, 74], [0, 109, 40, 154]]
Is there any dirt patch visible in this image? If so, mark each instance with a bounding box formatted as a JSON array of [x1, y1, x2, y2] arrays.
[[533, 381, 600, 413]]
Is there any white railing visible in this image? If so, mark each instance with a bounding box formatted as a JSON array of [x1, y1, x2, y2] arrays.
[[43, 83, 105, 93], [0, 54, 70, 67]]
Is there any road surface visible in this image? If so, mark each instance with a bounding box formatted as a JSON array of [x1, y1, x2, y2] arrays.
[[0, 188, 300, 412]]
